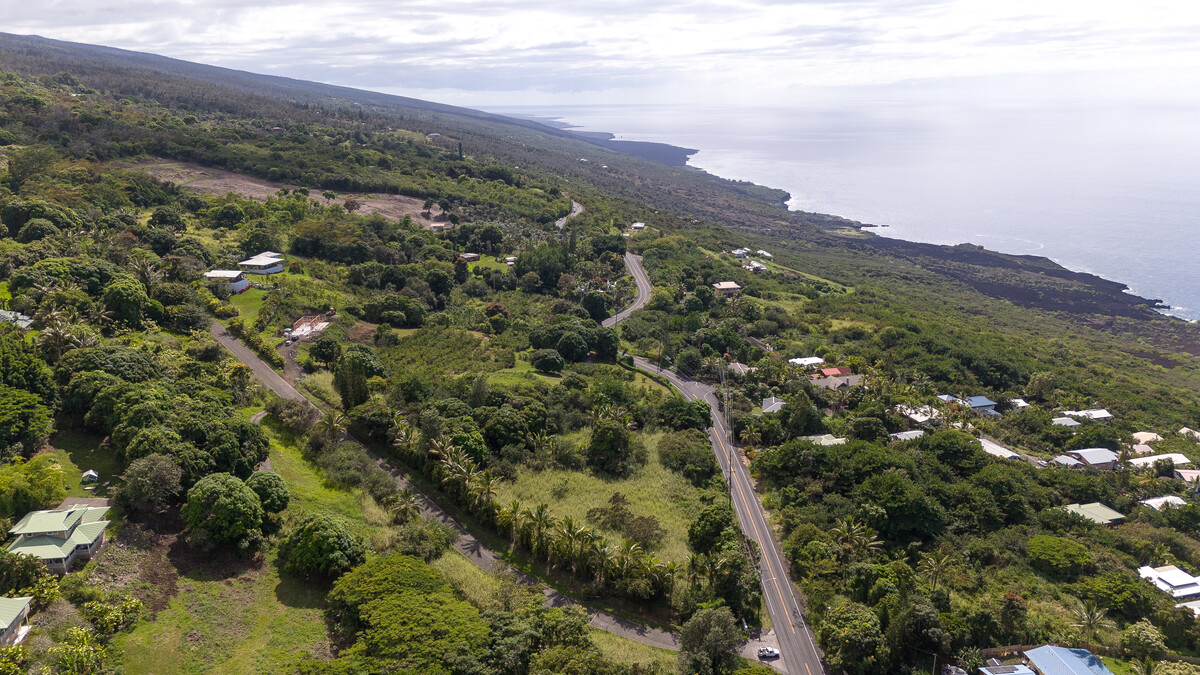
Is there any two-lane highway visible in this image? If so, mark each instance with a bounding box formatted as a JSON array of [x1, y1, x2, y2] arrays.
[[612, 254, 825, 675]]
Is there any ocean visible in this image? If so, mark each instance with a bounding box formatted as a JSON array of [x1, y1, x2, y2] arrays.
[[491, 103, 1200, 321]]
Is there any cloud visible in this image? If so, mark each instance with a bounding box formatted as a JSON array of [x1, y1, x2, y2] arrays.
[[4, 0, 1200, 104]]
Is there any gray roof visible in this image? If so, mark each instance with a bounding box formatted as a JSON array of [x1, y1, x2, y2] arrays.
[[0, 310, 33, 329], [890, 430, 925, 441], [1052, 417, 1081, 427], [762, 396, 785, 414], [1068, 447, 1119, 465]]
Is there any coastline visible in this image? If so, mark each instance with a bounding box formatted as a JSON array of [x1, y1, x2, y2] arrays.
[[506, 108, 1191, 322]]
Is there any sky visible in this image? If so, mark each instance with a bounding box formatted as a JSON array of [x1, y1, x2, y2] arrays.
[[4, 0, 1200, 106]]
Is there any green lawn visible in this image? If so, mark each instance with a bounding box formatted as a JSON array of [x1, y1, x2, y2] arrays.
[[488, 357, 563, 387], [497, 432, 705, 563], [228, 287, 267, 320], [49, 430, 123, 498]]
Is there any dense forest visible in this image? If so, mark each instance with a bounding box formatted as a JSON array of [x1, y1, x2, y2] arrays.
[[0, 33, 1198, 675]]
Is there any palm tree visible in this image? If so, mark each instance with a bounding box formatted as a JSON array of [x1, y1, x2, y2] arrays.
[[556, 517, 587, 573], [391, 420, 420, 459], [38, 321, 79, 363], [317, 413, 348, 442], [1130, 660, 1157, 675], [130, 258, 163, 290], [738, 426, 761, 449], [830, 516, 882, 561], [527, 504, 555, 560], [386, 487, 421, 524], [469, 469, 503, 507], [1071, 600, 1113, 642], [498, 500, 523, 542], [918, 551, 956, 592]]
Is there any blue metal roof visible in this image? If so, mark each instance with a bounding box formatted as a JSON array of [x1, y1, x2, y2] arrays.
[[1024, 646, 1114, 675], [967, 396, 997, 407]]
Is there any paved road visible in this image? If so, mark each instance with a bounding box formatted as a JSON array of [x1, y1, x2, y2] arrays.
[[603, 252, 651, 328], [555, 199, 584, 229], [613, 257, 826, 675], [208, 321, 681, 651]]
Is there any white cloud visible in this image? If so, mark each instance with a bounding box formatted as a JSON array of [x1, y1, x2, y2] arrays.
[[5, 0, 1200, 104]]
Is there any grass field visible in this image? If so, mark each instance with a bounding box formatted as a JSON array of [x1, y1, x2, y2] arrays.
[[497, 432, 705, 563], [589, 628, 678, 672], [228, 287, 267, 322], [49, 430, 123, 499]]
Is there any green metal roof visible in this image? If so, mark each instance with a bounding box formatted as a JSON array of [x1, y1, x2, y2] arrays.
[[7, 519, 109, 560], [1065, 502, 1125, 524], [8, 505, 108, 536], [0, 597, 31, 628]]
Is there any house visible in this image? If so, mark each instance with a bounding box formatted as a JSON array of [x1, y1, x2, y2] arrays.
[[1051, 416, 1081, 428], [1133, 431, 1163, 444], [712, 281, 741, 296], [1181, 427, 1200, 442], [1129, 453, 1193, 469], [238, 251, 285, 275], [430, 223, 446, 233], [980, 438, 1019, 460], [937, 394, 964, 405], [1139, 565, 1200, 599], [817, 367, 852, 378], [204, 269, 250, 293], [1053, 455, 1084, 468], [290, 315, 330, 340], [0, 309, 33, 329], [1175, 469, 1200, 487], [458, 253, 480, 262], [1064, 502, 1124, 525], [728, 362, 755, 377], [788, 356, 825, 368], [755, 250, 773, 258], [966, 396, 998, 415], [1130, 443, 1155, 455], [505, 256, 517, 266], [630, 222, 645, 230], [1141, 496, 1187, 511], [80, 470, 99, 484], [762, 397, 785, 414], [1010, 398, 1030, 409], [7, 505, 110, 574], [980, 666, 1034, 675], [798, 434, 847, 446], [811, 375, 863, 391], [1066, 447, 1119, 470], [743, 260, 768, 273], [731, 248, 750, 258], [890, 430, 925, 442], [896, 405, 940, 425], [0, 597, 31, 646], [1023, 645, 1115, 675], [1064, 408, 1113, 421]]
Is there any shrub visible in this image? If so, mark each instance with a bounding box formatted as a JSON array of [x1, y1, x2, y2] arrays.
[[246, 471, 290, 513], [265, 397, 319, 434], [182, 473, 264, 554], [1027, 534, 1091, 579], [658, 429, 718, 485], [586, 419, 637, 476], [280, 515, 366, 579], [530, 349, 564, 374]]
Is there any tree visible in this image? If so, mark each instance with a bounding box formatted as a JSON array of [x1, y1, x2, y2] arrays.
[[0, 454, 65, 516], [3, 145, 57, 191], [818, 601, 888, 674], [1071, 599, 1114, 642], [0, 386, 52, 455], [101, 274, 149, 326], [679, 606, 741, 675], [280, 514, 366, 579], [530, 349, 565, 374], [1028, 534, 1092, 579], [1122, 619, 1166, 660], [520, 271, 543, 294], [386, 487, 421, 524], [182, 473, 264, 553], [334, 350, 371, 409], [917, 551, 956, 592], [120, 454, 182, 512], [848, 416, 888, 442], [556, 332, 589, 362], [309, 334, 341, 368], [246, 471, 290, 513], [581, 291, 609, 322], [688, 502, 736, 553], [586, 419, 634, 476], [0, 548, 59, 609]]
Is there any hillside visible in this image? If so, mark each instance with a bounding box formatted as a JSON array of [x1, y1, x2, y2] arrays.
[[0, 33, 1199, 675]]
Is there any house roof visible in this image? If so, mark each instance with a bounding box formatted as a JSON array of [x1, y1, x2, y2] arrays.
[[936, 394, 961, 404], [1064, 502, 1124, 525], [762, 397, 785, 414], [1024, 645, 1115, 675], [1141, 496, 1187, 511], [728, 362, 754, 376], [811, 375, 862, 390], [1130, 444, 1155, 455], [204, 269, 244, 278], [1133, 431, 1163, 444], [1010, 398, 1030, 408], [896, 405, 939, 424], [9, 505, 102, 536], [1129, 453, 1192, 468], [1053, 455, 1084, 467], [0, 597, 30, 629], [1067, 447, 1119, 465], [712, 281, 741, 290], [1182, 427, 1200, 441], [1177, 469, 1200, 483], [788, 356, 824, 367], [1139, 565, 1200, 599], [1064, 408, 1113, 420], [890, 430, 925, 441], [798, 434, 846, 446], [0, 310, 33, 329], [8, 520, 108, 560], [239, 253, 284, 266], [966, 396, 997, 408], [979, 438, 1018, 460], [980, 666, 1035, 675], [1052, 417, 1081, 428]]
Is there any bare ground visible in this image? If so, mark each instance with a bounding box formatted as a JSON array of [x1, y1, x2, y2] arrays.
[[124, 159, 447, 227]]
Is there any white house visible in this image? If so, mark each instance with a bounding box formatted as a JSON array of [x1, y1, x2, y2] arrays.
[[1129, 453, 1193, 469], [1066, 447, 1119, 470], [896, 405, 940, 425], [890, 430, 925, 442], [238, 251, 285, 275], [980, 438, 1019, 460], [458, 253, 481, 262], [1139, 565, 1200, 599], [799, 434, 847, 446], [1052, 416, 1081, 428], [1010, 398, 1030, 409], [630, 222, 645, 231], [1181, 427, 1200, 442], [204, 269, 249, 293], [7, 505, 110, 574], [743, 260, 768, 273], [755, 250, 773, 258], [1064, 408, 1113, 421], [788, 356, 825, 368], [731, 248, 751, 258], [1141, 496, 1187, 511], [1053, 455, 1084, 468], [0, 597, 31, 646]]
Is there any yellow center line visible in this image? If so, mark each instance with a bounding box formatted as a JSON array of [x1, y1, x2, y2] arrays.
[[806, 664, 813, 675], [713, 432, 796, 635]]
